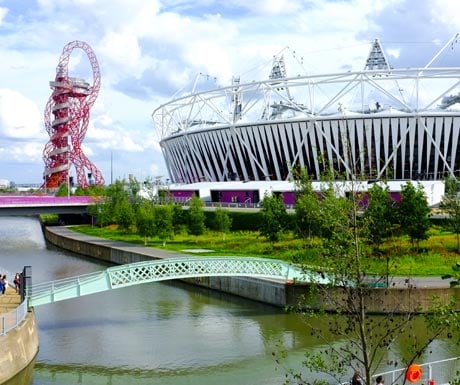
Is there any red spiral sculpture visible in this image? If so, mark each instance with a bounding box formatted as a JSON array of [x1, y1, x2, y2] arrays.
[[42, 40, 104, 189]]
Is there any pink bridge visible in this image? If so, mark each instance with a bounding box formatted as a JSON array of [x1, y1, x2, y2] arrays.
[[0, 195, 98, 216]]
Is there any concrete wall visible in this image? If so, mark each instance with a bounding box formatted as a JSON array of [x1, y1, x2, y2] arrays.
[[186, 276, 289, 307], [0, 311, 39, 384], [44, 226, 460, 313], [285, 282, 460, 313]]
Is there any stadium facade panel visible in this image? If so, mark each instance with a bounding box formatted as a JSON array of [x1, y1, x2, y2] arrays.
[[160, 113, 460, 183]]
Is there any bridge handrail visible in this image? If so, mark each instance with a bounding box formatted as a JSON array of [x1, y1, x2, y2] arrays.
[[27, 269, 106, 296], [0, 299, 28, 336], [106, 256, 293, 286], [339, 357, 460, 385]]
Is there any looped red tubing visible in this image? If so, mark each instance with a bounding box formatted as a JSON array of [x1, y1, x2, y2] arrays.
[[406, 364, 422, 382]]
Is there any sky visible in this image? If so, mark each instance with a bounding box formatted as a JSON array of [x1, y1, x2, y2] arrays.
[[0, 0, 460, 185]]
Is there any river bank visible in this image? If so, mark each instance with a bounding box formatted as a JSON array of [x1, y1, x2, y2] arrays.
[[0, 309, 38, 385], [44, 225, 460, 313]]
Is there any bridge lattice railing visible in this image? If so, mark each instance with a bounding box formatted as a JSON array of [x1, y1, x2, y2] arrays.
[[107, 257, 291, 287], [26, 257, 330, 307]]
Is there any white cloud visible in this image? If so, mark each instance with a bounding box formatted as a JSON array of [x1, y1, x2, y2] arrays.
[[224, 0, 304, 15], [0, 6, 8, 23], [10, 142, 43, 162], [0, 89, 43, 140], [430, 0, 460, 29], [98, 30, 143, 78], [386, 48, 400, 60]]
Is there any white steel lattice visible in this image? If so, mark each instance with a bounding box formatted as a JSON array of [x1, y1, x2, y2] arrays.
[[108, 257, 289, 288]]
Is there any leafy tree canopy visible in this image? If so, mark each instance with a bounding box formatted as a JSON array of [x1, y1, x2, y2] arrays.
[[259, 192, 288, 243]]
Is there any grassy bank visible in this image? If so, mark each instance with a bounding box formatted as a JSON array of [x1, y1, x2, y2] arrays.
[[69, 224, 460, 277]]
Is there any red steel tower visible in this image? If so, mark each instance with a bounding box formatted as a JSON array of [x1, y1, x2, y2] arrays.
[[42, 40, 104, 189]]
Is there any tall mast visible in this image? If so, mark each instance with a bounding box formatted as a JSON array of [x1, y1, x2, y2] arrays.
[[364, 38, 391, 70]]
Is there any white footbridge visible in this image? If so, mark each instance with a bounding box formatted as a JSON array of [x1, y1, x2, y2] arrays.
[[26, 256, 328, 307]]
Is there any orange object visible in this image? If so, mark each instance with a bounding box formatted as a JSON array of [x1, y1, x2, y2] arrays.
[[406, 364, 422, 382]]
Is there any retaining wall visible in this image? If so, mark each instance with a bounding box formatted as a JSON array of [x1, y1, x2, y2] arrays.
[[44, 225, 460, 313], [0, 311, 39, 384]]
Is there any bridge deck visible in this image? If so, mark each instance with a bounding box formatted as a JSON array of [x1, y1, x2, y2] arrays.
[[0, 195, 95, 216]]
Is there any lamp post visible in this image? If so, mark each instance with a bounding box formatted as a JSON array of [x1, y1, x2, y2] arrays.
[[67, 149, 70, 198]]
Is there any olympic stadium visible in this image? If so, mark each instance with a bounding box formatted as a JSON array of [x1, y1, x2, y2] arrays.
[[152, 36, 460, 206]]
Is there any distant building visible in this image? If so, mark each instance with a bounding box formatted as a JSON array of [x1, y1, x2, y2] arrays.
[[162, 180, 444, 207]]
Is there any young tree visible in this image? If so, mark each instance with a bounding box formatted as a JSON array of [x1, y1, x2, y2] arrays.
[[188, 195, 206, 238], [87, 201, 110, 227], [293, 170, 321, 241], [363, 183, 396, 248], [172, 203, 187, 234], [55, 182, 69, 197], [74, 184, 106, 196], [136, 200, 156, 245], [442, 262, 460, 287], [278, 176, 460, 385], [212, 206, 232, 240], [398, 182, 431, 250], [441, 176, 460, 253], [154, 204, 174, 246], [116, 198, 135, 233], [259, 192, 288, 243], [317, 183, 352, 243], [126, 176, 141, 200], [103, 180, 129, 224]]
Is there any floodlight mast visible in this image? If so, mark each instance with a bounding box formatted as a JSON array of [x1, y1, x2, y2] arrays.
[[42, 40, 104, 189]]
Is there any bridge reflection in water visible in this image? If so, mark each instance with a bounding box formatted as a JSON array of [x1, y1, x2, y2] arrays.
[[32, 357, 460, 385]]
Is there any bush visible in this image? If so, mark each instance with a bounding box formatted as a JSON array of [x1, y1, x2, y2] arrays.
[[227, 211, 263, 231]]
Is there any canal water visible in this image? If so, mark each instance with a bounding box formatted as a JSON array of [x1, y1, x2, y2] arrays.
[[1, 217, 459, 385]]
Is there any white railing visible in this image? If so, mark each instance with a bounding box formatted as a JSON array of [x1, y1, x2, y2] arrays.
[[0, 266, 28, 336], [372, 357, 459, 385], [0, 299, 27, 336]]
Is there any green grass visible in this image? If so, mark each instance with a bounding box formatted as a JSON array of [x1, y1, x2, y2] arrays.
[[69, 224, 460, 277], [40, 214, 59, 223]]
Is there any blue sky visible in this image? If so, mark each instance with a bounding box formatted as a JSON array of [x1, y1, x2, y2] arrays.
[[0, 0, 459, 184]]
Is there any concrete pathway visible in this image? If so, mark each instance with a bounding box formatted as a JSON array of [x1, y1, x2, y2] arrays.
[[391, 276, 453, 289], [0, 286, 21, 314]]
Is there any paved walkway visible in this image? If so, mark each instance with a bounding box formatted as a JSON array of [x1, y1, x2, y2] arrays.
[[0, 286, 21, 315], [391, 276, 452, 289]]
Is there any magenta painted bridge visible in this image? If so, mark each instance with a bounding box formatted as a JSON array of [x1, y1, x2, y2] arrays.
[[0, 195, 98, 216]]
